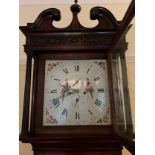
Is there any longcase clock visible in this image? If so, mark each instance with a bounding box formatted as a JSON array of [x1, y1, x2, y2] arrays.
[[19, 1, 135, 155]]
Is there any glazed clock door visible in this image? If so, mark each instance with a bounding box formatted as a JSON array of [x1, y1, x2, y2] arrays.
[[43, 60, 111, 126], [112, 52, 135, 153]]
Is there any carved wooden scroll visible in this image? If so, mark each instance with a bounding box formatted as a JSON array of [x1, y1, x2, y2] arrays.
[[20, 2, 120, 32], [20, 1, 127, 52]]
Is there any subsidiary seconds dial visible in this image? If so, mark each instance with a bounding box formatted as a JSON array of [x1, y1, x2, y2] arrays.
[[43, 60, 111, 126]]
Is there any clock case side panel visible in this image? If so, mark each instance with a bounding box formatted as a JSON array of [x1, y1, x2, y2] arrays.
[[111, 52, 135, 153], [31, 51, 113, 137], [20, 53, 33, 138], [30, 56, 39, 135]]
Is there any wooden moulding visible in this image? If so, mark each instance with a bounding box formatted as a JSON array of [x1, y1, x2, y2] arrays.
[[19, 2, 127, 52]]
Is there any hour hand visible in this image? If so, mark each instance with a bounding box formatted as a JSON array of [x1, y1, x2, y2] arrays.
[[72, 78, 81, 87], [60, 82, 70, 101], [60, 85, 79, 102]]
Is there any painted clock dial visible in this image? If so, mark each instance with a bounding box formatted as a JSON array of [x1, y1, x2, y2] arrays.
[[43, 60, 111, 126]]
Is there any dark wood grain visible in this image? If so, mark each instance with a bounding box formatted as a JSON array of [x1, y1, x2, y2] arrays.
[[90, 7, 119, 30], [19, 0, 135, 154], [34, 151, 122, 155], [31, 136, 122, 152], [20, 54, 32, 137], [23, 31, 127, 52], [19, 2, 120, 33]]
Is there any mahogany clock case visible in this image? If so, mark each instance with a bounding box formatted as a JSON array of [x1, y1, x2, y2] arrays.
[[34, 151, 122, 155], [19, 1, 135, 154]]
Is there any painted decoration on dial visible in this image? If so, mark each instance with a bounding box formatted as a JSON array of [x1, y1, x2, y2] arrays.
[[43, 60, 111, 126]]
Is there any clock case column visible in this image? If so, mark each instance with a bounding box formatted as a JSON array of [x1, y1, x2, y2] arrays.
[[19, 1, 135, 155]]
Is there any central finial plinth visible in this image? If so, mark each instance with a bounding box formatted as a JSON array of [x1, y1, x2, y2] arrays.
[[71, 0, 81, 14], [75, 0, 78, 4]]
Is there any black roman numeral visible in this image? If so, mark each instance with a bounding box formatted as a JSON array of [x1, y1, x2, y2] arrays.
[[98, 88, 104, 93], [51, 98, 60, 108], [50, 89, 57, 93], [75, 112, 80, 119], [88, 109, 95, 120], [74, 65, 79, 71], [88, 109, 93, 115], [94, 76, 100, 81], [63, 68, 69, 74], [95, 99, 104, 109], [54, 78, 60, 81], [61, 108, 68, 117]]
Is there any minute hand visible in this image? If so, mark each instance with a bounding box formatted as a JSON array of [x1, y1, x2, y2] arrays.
[[86, 87, 94, 99], [85, 78, 95, 99]]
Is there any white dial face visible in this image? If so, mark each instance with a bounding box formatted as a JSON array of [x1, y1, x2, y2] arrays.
[[43, 60, 111, 126]]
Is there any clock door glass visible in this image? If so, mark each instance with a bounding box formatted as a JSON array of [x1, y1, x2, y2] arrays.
[[43, 60, 111, 126]]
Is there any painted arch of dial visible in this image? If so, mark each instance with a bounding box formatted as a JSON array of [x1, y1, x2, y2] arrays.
[[43, 60, 111, 126]]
